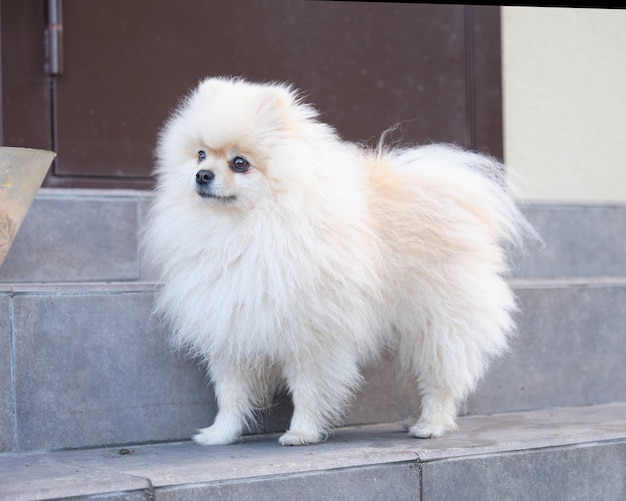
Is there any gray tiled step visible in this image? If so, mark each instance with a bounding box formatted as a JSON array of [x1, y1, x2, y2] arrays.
[[0, 189, 154, 283], [1, 280, 625, 453], [0, 189, 625, 283], [509, 202, 626, 277], [1, 403, 625, 501]]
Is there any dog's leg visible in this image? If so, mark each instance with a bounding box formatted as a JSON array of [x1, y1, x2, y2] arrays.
[[408, 383, 458, 438], [397, 326, 464, 439], [193, 361, 256, 446], [279, 354, 360, 446]]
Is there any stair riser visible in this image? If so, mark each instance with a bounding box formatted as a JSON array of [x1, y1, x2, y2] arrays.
[[2, 282, 625, 453], [467, 284, 626, 415], [156, 464, 420, 501], [509, 203, 626, 277], [422, 441, 626, 501], [1, 287, 213, 453], [0, 190, 155, 283], [1, 190, 624, 283]]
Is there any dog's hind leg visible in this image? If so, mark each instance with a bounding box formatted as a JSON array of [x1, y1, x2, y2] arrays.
[[279, 351, 362, 446], [397, 323, 470, 439], [408, 383, 458, 438]]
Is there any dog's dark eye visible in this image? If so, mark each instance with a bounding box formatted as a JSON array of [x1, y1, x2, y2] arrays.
[[198, 150, 207, 163], [229, 156, 250, 173]]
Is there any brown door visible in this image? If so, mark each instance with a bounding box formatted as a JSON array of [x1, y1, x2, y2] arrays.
[[1, 1, 502, 190]]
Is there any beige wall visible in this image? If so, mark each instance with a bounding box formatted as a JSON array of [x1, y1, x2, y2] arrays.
[[502, 7, 626, 202]]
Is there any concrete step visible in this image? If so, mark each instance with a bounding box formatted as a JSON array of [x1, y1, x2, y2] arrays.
[[0, 189, 155, 283], [1, 279, 625, 453], [0, 189, 625, 283], [509, 202, 626, 277], [1, 403, 625, 501]]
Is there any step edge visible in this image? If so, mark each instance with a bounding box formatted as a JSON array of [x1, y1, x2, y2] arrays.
[[2, 277, 626, 295], [1, 402, 625, 500]]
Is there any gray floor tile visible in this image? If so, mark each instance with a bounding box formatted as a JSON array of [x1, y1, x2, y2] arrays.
[[12, 288, 214, 451], [0, 194, 140, 282], [512, 203, 626, 277], [467, 283, 626, 414], [422, 441, 626, 501]]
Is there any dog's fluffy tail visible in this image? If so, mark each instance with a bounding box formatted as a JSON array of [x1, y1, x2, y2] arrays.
[[387, 143, 538, 251]]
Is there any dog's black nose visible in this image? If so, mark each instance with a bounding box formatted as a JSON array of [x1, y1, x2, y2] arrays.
[[196, 169, 215, 185]]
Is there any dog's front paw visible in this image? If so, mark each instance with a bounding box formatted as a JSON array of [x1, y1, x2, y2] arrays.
[[278, 429, 323, 446], [193, 425, 240, 446], [407, 420, 456, 439]]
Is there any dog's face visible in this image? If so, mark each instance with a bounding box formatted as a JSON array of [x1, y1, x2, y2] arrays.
[[190, 137, 269, 210], [156, 77, 321, 213]]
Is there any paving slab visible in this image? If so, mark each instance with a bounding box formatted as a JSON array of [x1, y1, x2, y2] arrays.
[[0, 403, 624, 501]]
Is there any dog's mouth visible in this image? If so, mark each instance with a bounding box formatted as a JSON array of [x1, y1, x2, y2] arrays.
[[196, 188, 236, 202]]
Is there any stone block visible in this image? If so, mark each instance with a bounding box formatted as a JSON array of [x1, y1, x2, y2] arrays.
[[157, 463, 419, 501], [0, 190, 141, 282], [467, 283, 626, 415], [422, 441, 626, 501], [11, 285, 214, 451], [512, 203, 626, 277]]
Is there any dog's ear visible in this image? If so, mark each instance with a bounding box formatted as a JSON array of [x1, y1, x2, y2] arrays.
[[258, 85, 296, 126], [258, 84, 318, 132], [196, 77, 224, 97]]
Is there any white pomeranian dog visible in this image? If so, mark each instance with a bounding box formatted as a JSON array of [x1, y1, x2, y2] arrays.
[[144, 76, 534, 446]]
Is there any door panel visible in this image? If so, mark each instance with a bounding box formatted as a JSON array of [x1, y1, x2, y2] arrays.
[[1, 1, 502, 189], [0, 0, 52, 153]]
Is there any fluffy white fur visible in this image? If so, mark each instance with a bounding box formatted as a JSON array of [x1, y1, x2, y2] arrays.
[[144, 76, 534, 446]]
